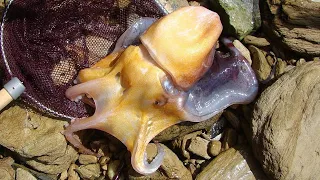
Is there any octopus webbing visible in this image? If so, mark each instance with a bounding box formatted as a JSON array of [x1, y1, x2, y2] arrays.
[[64, 6, 258, 175]]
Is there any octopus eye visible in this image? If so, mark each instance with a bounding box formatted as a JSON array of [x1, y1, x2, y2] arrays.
[[154, 98, 167, 107]]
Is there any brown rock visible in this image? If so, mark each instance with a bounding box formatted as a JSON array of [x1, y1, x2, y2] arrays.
[[222, 128, 238, 151], [187, 137, 211, 159], [251, 61, 320, 179], [0, 106, 78, 174], [128, 143, 192, 180], [76, 163, 101, 179], [78, 154, 98, 165], [243, 35, 271, 47], [249, 45, 272, 82], [208, 140, 222, 157], [68, 164, 80, 180], [154, 113, 221, 142], [0, 157, 15, 180], [262, 0, 320, 56], [16, 168, 37, 180], [196, 146, 267, 180]]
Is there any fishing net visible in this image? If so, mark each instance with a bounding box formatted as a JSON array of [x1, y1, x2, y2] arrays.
[[0, 0, 165, 118]]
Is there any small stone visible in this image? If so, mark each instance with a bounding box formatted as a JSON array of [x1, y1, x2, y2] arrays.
[[243, 35, 270, 47], [188, 137, 211, 159], [107, 160, 120, 180], [68, 164, 80, 180], [187, 163, 197, 176], [208, 140, 222, 157], [155, 0, 189, 14], [78, 154, 98, 165], [189, 1, 200, 6], [99, 156, 110, 166], [233, 40, 252, 65], [296, 58, 306, 66], [222, 129, 237, 151], [249, 45, 272, 82], [223, 110, 240, 130], [0, 157, 15, 180], [275, 58, 287, 76], [313, 57, 320, 62], [76, 164, 101, 179], [16, 168, 37, 180], [59, 170, 68, 180], [101, 164, 108, 171], [171, 131, 202, 159]]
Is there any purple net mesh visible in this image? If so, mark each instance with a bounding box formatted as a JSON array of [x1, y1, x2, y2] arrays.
[[0, 0, 164, 119]]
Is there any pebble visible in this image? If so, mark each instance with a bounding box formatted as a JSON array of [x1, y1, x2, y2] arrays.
[[107, 160, 121, 180], [243, 35, 270, 47], [249, 45, 272, 82], [99, 156, 110, 166], [78, 154, 98, 165], [223, 110, 240, 130], [296, 58, 306, 66], [208, 140, 222, 157], [222, 128, 238, 151], [188, 137, 211, 159], [233, 39, 252, 65], [59, 170, 68, 180], [16, 168, 37, 180], [313, 57, 320, 62], [76, 163, 101, 179], [275, 58, 287, 76], [68, 164, 80, 180]]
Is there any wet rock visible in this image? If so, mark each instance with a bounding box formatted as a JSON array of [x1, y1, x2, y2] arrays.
[[16, 168, 37, 180], [0, 106, 78, 174], [188, 137, 211, 159], [155, 0, 189, 14], [243, 35, 271, 47], [154, 113, 221, 142], [208, 140, 222, 157], [251, 61, 320, 180], [128, 143, 192, 180], [261, 0, 320, 57], [222, 128, 237, 151], [209, 0, 261, 39], [196, 146, 267, 180], [78, 154, 98, 165], [107, 160, 120, 180], [249, 45, 272, 82], [0, 157, 15, 180], [76, 163, 101, 179]]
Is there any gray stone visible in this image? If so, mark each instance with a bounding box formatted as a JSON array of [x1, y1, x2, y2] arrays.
[[0, 106, 78, 174], [196, 146, 267, 180], [188, 137, 211, 159], [209, 0, 261, 39], [251, 61, 320, 179]]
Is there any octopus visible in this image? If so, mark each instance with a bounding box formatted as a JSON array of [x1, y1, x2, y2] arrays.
[[64, 6, 258, 175]]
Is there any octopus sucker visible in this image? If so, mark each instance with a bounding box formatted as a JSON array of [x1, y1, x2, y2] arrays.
[[64, 6, 258, 175]]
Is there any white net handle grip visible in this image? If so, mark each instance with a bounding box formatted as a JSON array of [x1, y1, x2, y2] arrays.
[[0, 77, 25, 111]]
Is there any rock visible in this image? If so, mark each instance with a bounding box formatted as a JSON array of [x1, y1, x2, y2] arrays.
[[233, 40, 252, 65], [208, 140, 222, 157], [243, 35, 271, 47], [209, 0, 261, 39], [78, 154, 98, 165], [196, 146, 267, 180], [16, 168, 37, 180], [155, 0, 189, 14], [107, 160, 120, 180], [76, 163, 101, 179], [59, 170, 68, 180], [209, 117, 227, 139], [172, 131, 202, 159], [222, 128, 237, 151], [296, 58, 306, 66], [187, 137, 211, 159], [0, 106, 78, 174], [261, 0, 320, 57], [0, 157, 15, 180], [154, 113, 221, 142], [68, 164, 80, 180], [251, 61, 320, 180], [223, 110, 241, 130], [249, 45, 272, 82], [128, 143, 192, 180], [275, 58, 287, 77]]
